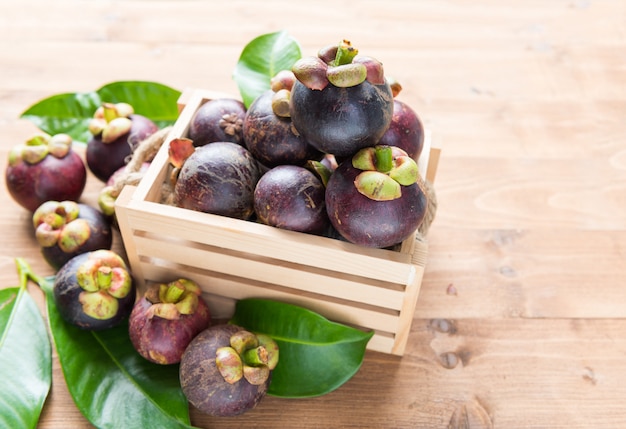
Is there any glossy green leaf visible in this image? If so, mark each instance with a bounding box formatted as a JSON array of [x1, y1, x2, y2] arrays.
[[233, 30, 302, 108], [230, 298, 374, 398], [20, 81, 181, 144], [0, 259, 51, 429], [39, 278, 195, 429]]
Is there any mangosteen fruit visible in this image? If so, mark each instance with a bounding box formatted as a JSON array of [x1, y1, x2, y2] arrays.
[[86, 102, 158, 182], [33, 200, 113, 270], [378, 99, 425, 161], [325, 145, 428, 248], [188, 98, 246, 147], [243, 89, 322, 168], [254, 165, 329, 235], [289, 40, 394, 158], [5, 133, 87, 212], [129, 278, 211, 365], [179, 324, 279, 417], [173, 140, 262, 220], [53, 249, 135, 330]]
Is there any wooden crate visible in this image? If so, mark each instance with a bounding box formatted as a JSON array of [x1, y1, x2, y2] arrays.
[[115, 89, 439, 356]]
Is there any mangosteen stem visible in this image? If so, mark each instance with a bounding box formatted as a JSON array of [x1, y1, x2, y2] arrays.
[[102, 103, 119, 123], [97, 266, 113, 289], [43, 212, 66, 229], [375, 145, 393, 174], [162, 282, 185, 303], [241, 346, 269, 367], [256, 334, 280, 370], [333, 40, 358, 66], [26, 133, 49, 147]]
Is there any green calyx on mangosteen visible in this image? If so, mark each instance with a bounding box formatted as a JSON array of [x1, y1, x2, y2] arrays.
[[325, 145, 428, 248], [180, 324, 279, 417], [86, 102, 158, 182], [289, 40, 394, 158], [53, 249, 135, 330], [129, 278, 211, 365], [5, 133, 87, 212], [33, 200, 113, 270], [351, 145, 420, 201]]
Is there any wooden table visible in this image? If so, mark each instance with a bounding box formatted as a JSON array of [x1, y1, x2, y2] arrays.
[[2, 1, 625, 428]]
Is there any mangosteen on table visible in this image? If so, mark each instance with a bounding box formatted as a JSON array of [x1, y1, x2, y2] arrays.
[[179, 324, 279, 417], [53, 249, 135, 330], [86, 102, 158, 182], [128, 278, 211, 365], [32, 200, 113, 270], [254, 164, 329, 235], [5, 133, 87, 212], [325, 145, 428, 248], [289, 40, 394, 158], [188, 98, 247, 147]]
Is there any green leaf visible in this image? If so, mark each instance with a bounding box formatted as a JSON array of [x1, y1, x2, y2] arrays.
[[0, 259, 51, 429], [233, 30, 302, 108], [96, 81, 181, 128], [20, 81, 181, 144], [20, 92, 101, 144], [230, 298, 374, 398], [39, 278, 195, 429]]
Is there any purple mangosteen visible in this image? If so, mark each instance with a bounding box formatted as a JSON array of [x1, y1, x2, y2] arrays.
[[325, 145, 428, 248], [5, 133, 87, 212], [289, 40, 394, 158], [86, 102, 158, 182]]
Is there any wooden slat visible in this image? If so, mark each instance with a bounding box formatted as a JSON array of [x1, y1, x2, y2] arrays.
[[118, 197, 420, 284], [132, 234, 409, 310], [137, 262, 404, 338]]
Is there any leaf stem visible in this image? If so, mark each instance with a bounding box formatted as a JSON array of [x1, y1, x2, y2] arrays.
[[14, 258, 45, 291]]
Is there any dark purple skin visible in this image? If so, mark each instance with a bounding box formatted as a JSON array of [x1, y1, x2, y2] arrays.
[[86, 114, 158, 182], [378, 99, 425, 161], [39, 204, 113, 270], [243, 90, 322, 168], [179, 324, 270, 417], [5, 150, 86, 212], [128, 293, 211, 365], [174, 142, 261, 220], [289, 79, 394, 157], [254, 165, 329, 235], [325, 160, 428, 248], [53, 252, 136, 330], [188, 98, 247, 147]]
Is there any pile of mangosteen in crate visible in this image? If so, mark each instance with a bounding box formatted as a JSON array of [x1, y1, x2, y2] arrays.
[[4, 36, 437, 419], [168, 40, 434, 249]]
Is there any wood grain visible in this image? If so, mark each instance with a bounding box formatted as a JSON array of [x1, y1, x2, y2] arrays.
[[1, 0, 626, 428]]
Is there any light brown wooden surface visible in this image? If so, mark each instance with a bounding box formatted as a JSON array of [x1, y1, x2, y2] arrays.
[[1, 1, 625, 428]]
